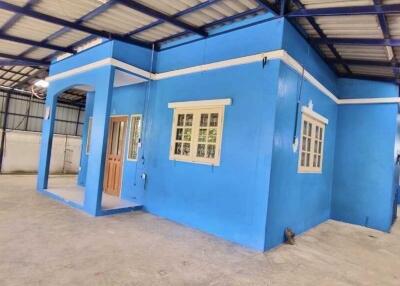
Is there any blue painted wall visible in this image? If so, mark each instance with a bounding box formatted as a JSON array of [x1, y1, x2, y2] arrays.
[[110, 84, 147, 204], [281, 19, 338, 94], [141, 62, 280, 250], [60, 16, 399, 250], [332, 79, 399, 231], [49, 40, 113, 75], [156, 19, 284, 72], [332, 103, 397, 231], [265, 62, 337, 250]]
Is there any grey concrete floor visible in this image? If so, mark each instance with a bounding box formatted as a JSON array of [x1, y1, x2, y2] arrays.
[[0, 175, 399, 286]]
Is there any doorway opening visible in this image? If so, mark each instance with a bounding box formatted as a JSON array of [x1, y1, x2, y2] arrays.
[[103, 116, 128, 197]]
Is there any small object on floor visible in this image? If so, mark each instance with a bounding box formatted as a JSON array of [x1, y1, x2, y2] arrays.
[[285, 228, 296, 245]]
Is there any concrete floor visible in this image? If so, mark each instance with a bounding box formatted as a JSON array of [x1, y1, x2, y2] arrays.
[[0, 175, 399, 286]]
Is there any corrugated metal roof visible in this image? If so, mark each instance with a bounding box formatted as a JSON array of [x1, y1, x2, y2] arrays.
[[0, 0, 397, 105], [84, 3, 156, 35], [349, 65, 395, 77], [0, 39, 31, 55], [293, 0, 400, 82]]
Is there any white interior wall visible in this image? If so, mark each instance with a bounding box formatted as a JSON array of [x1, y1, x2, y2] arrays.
[[1, 130, 81, 174]]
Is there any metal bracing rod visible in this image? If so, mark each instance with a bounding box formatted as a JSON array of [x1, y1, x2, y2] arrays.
[[115, 0, 208, 37], [0, 1, 152, 49]]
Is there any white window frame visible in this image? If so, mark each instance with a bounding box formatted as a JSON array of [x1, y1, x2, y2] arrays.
[[168, 99, 231, 166], [86, 117, 93, 155], [127, 114, 142, 161], [298, 106, 328, 174]]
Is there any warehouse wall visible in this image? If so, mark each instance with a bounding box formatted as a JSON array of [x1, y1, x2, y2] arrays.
[[0, 130, 81, 174], [0, 91, 84, 136], [0, 90, 84, 174]]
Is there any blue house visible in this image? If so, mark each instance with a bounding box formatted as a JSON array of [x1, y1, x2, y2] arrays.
[[37, 15, 400, 251]]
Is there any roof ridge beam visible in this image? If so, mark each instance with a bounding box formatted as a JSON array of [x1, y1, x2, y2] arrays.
[[115, 0, 208, 37], [0, 1, 152, 49], [287, 4, 400, 17]]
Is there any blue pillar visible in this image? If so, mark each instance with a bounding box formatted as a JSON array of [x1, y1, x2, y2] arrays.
[[37, 88, 58, 191], [84, 66, 115, 216]]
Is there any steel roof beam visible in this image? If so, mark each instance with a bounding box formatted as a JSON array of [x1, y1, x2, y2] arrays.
[[286, 4, 400, 17], [20, 0, 118, 60], [0, 59, 45, 66], [340, 73, 398, 83], [126, 0, 222, 37], [373, 0, 398, 78], [0, 68, 39, 78], [290, 0, 351, 74], [156, 6, 266, 46], [328, 58, 400, 68], [13, 68, 47, 89], [0, 1, 152, 49], [0, 0, 40, 33], [312, 38, 400, 46], [254, 0, 280, 15], [0, 33, 74, 53], [0, 52, 49, 66], [115, 0, 208, 37]]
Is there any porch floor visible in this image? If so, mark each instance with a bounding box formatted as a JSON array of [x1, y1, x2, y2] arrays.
[[46, 175, 140, 211]]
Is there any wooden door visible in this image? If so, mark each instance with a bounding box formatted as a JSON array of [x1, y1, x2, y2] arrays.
[[104, 116, 127, 196]]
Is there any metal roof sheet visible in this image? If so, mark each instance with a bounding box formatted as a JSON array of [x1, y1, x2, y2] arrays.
[[0, 0, 397, 105]]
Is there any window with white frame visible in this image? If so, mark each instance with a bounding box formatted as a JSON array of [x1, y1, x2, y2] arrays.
[[127, 114, 142, 161], [168, 99, 231, 165], [298, 106, 327, 173], [86, 117, 93, 154]]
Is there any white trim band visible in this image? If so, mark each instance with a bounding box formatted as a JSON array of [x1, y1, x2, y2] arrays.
[[337, 97, 400, 105], [301, 106, 329, 124], [168, 98, 232, 109], [46, 50, 398, 106]]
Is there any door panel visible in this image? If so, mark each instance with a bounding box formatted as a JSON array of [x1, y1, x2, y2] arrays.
[[104, 116, 127, 197]]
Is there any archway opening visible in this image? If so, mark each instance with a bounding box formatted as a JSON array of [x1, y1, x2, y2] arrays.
[[45, 86, 89, 207]]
